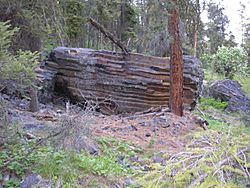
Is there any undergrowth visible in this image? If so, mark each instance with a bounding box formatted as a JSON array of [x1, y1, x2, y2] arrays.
[[0, 139, 136, 187], [0, 134, 138, 187], [137, 122, 250, 188], [136, 95, 250, 188], [199, 97, 228, 110]]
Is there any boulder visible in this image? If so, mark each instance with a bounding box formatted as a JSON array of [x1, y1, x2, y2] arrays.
[[208, 79, 250, 116], [39, 47, 204, 113]]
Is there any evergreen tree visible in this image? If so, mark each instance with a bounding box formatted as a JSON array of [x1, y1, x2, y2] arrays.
[[205, 2, 229, 54]]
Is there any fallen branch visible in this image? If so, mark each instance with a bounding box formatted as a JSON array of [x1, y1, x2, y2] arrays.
[[88, 18, 130, 55]]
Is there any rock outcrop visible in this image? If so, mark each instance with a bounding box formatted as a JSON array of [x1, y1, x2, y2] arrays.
[[208, 79, 250, 116], [39, 47, 203, 113]]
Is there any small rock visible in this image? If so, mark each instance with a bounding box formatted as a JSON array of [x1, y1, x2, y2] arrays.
[[56, 109, 62, 114], [129, 156, 139, 163], [153, 117, 167, 125], [173, 123, 181, 129], [130, 125, 138, 131], [101, 126, 110, 130], [88, 145, 99, 156], [20, 174, 42, 188], [124, 178, 136, 186], [143, 165, 151, 171], [117, 155, 125, 165], [3, 172, 10, 182], [23, 124, 45, 132], [19, 103, 27, 109], [151, 127, 159, 132], [139, 122, 150, 127], [161, 124, 170, 128], [152, 156, 166, 166]]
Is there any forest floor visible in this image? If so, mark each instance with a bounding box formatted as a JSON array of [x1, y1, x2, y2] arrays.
[[1, 92, 250, 188], [5, 95, 204, 154]]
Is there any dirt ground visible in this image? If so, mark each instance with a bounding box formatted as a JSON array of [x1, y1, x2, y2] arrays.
[[91, 109, 204, 153], [1, 93, 205, 154]]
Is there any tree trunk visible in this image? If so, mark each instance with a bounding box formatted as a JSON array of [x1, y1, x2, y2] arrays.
[[29, 86, 39, 112], [193, 0, 200, 57], [168, 0, 184, 117], [193, 28, 198, 57]]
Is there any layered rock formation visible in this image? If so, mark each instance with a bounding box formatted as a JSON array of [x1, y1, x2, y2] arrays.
[[40, 47, 203, 113]]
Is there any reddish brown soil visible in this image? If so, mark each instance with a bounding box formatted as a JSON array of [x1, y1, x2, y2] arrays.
[[91, 110, 204, 153]]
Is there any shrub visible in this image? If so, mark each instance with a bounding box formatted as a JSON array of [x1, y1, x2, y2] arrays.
[[199, 97, 228, 110], [0, 21, 40, 112], [2, 50, 39, 87], [0, 21, 18, 62], [202, 46, 248, 79]]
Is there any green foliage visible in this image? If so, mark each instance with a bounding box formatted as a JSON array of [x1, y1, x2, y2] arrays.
[[0, 141, 42, 187], [199, 97, 228, 110], [0, 21, 18, 62], [236, 76, 250, 98], [202, 46, 248, 79], [2, 50, 39, 87], [0, 139, 132, 187], [63, 0, 85, 46], [205, 2, 229, 54], [137, 121, 250, 188], [97, 137, 143, 158], [0, 21, 39, 89]]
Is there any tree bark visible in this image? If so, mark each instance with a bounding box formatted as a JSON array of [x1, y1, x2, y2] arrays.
[[168, 0, 184, 117], [193, 0, 200, 57], [29, 86, 39, 112]]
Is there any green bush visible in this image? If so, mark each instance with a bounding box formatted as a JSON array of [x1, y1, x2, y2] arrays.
[[2, 50, 39, 87], [0, 21, 39, 87], [199, 97, 228, 110], [0, 21, 18, 62], [202, 46, 248, 79]]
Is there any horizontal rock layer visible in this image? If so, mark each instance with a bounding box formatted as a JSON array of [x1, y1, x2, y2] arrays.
[[42, 47, 203, 113]]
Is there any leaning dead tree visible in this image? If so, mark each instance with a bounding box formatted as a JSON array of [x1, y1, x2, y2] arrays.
[[168, 0, 184, 117], [88, 18, 130, 55]]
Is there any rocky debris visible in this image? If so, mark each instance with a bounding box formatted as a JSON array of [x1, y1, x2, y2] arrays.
[[152, 156, 166, 166], [207, 79, 250, 116], [39, 47, 203, 114], [124, 178, 139, 187], [20, 174, 52, 188]]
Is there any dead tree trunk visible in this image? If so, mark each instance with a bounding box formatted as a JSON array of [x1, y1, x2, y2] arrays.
[[29, 86, 39, 112], [168, 0, 184, 117], [88, 18, 130, 54]]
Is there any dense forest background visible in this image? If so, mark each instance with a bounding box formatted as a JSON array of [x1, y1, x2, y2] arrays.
[[0, 0, 249, 60]]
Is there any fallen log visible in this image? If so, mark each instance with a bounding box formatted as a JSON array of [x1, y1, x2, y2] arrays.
[[39, 47, 204, 114]]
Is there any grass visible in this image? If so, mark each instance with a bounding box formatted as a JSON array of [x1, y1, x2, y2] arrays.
[[137, 117, 250, 188], [0, 136, 139, 187], [35, 147, 131, 186], [235, 76, 250, 98]]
